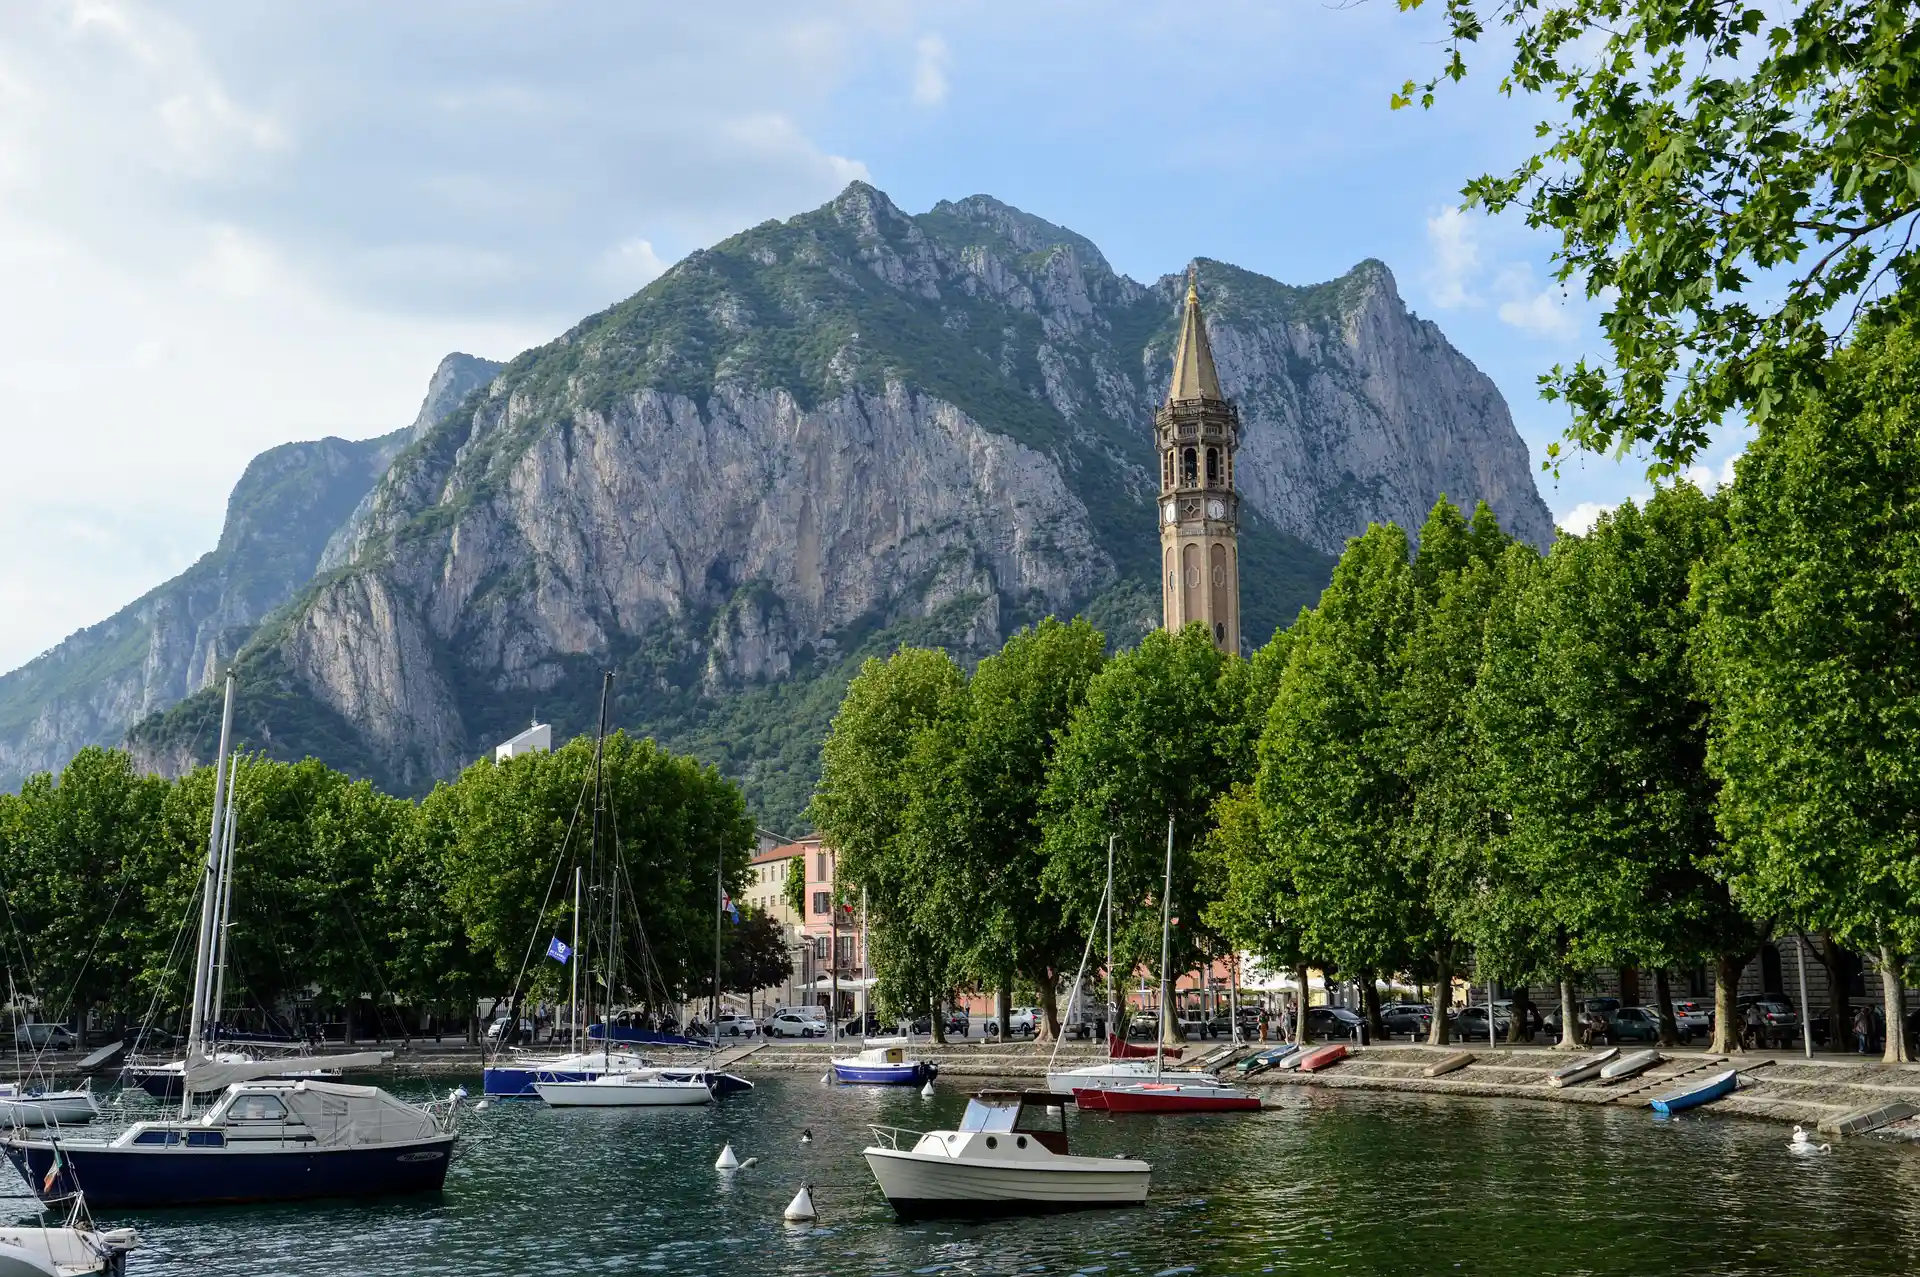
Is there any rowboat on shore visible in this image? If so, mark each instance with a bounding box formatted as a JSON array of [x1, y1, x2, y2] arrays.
[[1649, 1068, 1739, 1115], [1234, 1045, 1299, 1076], [1297, 1044, 1348, 1073], [1547, 1048, 1618, 1088], [1600, 1050, 1662, 1082]]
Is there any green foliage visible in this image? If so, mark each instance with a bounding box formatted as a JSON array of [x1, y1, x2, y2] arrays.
[[720, 910, 794, 997], [1400, 0, 1920, 474], [1704, 320, 1920, 959]]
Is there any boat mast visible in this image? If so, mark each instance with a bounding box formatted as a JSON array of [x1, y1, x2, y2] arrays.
[[1105, 834, 1115, 1040], [1155, 817, 1173, 1082], [209, 752, 241, 1047], [590, 672, 611, 1069], [569, 867, 582, 1054], [182, 672, 236, 1117], [712, 843, 722, 1040]]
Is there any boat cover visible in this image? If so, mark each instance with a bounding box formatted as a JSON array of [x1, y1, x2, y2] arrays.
[[184, 1050, 391, 1092], [227, 1079, 443, 1146]]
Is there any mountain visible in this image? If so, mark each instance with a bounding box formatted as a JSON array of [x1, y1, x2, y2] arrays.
[[25, 182, 1546, 831], [0, 353, 501, 792]]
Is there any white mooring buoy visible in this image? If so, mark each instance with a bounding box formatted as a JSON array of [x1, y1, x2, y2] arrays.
[[716, 1143, 740, 1170], [920, 1079, 935, 1098], [799, 1127, 813, 1145], [783, 1184, 816, 1222]]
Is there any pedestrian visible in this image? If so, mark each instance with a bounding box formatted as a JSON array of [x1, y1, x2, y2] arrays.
[[1853, 1007, 1870, 1055]]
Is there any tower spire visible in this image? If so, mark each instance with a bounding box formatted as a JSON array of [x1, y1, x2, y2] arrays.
[[1167, 263, 1223, 404]]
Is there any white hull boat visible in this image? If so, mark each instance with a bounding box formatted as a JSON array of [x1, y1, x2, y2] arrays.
[[533, 1071, 712, 1107], [862, 1090, 1149, 1218], [0, 1224, 136, 1277], [1548, 1047, 1619, 1088], [1600, 1049, 1662, 1082], [0, 1085, 98, 1128], [1044, 1061, 1211, 1094]]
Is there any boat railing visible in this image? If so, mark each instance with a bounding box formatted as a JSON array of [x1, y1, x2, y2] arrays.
[[866, 1124, 930, 1152]]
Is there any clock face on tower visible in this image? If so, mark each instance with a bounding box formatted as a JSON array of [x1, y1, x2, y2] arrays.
[[1163, 502, 1177, 524], [1206, 499, 1226, 520]]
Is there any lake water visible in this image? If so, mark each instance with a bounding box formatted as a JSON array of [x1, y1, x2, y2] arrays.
[[8, 1074, 1920, 1276]]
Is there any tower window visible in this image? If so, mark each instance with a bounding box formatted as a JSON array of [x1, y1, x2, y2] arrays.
[[1163, 452, 1173, 488], [1182, 448, 1197, 484], [1215, 622, 1225, 644], [1206, 448, 1219, 486]]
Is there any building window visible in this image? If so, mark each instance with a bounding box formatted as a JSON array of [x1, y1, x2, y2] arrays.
[[1215, 622, 1225, 644], [814, 936, 829, 960], [816, 852, 828, 881], [1206, 447, 1218, 486], [836, 935, 854, 964], [813, 891, 830, 915], [1163, 451, 1173, 487], [1182, 447, 1197, 484]]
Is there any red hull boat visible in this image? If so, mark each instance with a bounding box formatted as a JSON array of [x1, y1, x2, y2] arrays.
[[1076, 1081, 1260, 1114], [1297, 1044, 1349, 1073], [1106, 1034, 1182, 1061]]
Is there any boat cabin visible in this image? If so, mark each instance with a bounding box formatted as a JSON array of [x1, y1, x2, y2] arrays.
[[957, 1091, 1072, 1155], [107, 1078, 443, 1151], [858, 1046, 909, 1065]]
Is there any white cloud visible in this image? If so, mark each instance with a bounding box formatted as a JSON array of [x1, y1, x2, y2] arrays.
[[1556, 501, 1615, 536], [1424, 205, 1481, 309], [603, 238, 671, 293], [1682, 452, 1742, 493], [912, 34, 949, 106], [1491, 262, 1577, 337]]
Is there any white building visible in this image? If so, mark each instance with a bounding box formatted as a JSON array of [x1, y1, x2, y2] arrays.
[[494, 721, 552, 761]]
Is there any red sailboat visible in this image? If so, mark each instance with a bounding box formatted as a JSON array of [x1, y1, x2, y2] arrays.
[[1070, 821, 1260, 1116]]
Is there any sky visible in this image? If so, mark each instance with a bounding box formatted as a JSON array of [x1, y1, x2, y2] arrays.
[[0, 0, 1751, 674]]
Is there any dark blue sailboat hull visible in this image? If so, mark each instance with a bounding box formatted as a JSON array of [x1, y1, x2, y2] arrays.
[[1, 1134, 456, 1208]]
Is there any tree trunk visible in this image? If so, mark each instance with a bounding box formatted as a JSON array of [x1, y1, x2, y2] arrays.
[[1360, 970, 1383, 1038], [1816, 933, 1855, 1053], [465, 1013, 478, 1047], [344, 1001, 357, 1047], [1505, 986, 1529, 1043], [1036, 973, 1060, 1043], [1293, 964, 1310, 1043], [930, 995, 948, 1046], [995, 985, 1012, 1042], [1711, 953, 1743, 1054], [1557, 978, 1579, 1050], [1427, 944, 1452, 1046], [1652, 968, 1680, 1046], [1879, 946, 1910, 1064]]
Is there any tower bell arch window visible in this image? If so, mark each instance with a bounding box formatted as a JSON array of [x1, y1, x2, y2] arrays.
[[1182, 447, 1197, 485], [1163, 451, 1173, 488], [1206, 448, 1219, 486]]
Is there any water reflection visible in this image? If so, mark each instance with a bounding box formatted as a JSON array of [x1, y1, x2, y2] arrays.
[[1, 1077, 1914, 1275]]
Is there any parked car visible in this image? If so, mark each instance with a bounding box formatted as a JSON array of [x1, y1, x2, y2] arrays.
[[1303, 1006, 1365, 1040], [1451, 1006, 1513, 1041], [1672, 1000, 1712, 1035], [1609, 1006, 1691, 1044], [765, 1011, 823, 1039], [1736, 997, 1801, 1046], [841, 1012, 884, 1038], [909, 1011, 970, 1036], [483, 1017, 534, 1044], [1380, 1004, 1433, 1039], [1175, 1011, 1223, 1040], [715, 1012, 759, 1038], [12, 1023, 75, 1050], [1126, 1012, 1161, 1040]]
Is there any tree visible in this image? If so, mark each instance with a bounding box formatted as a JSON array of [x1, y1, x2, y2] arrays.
[[1400, 0, 1920, 475], [1260, 524, 1419, 1036], [1040, 625, 1251, 1042], [719, 910, 795, 1002], [1477, 487, 1757, 1051], [943, 618, 1106, 1040], [1703, 319, 1920, 1062], [810, 648, 970, 1040]]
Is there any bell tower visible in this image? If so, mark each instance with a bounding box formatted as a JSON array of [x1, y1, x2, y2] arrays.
[[1157, 266, 1240, 654]]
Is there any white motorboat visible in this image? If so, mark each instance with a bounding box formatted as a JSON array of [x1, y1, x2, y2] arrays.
[[0, 1220, 136, 1277], [862, 1090, 1150, 1218], [533, 1070, 713, 1107], [0, 1084, 98, 1129]]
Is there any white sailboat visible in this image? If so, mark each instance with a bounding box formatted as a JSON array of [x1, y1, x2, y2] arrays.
[[518, 673, 712, 1110], [0, 1205, 135, 1277], [1, 674, 459, 1209]]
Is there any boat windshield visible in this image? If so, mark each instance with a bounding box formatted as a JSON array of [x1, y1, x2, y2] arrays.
[[958, 1098, 1019, 1133]]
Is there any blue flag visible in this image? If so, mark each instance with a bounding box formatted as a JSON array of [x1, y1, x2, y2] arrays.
[[546, 936, 572, 964]]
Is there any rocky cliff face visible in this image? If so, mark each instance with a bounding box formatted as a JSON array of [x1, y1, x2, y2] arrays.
[[102, 182, 1546, 830], [0, 353, 500, 791]]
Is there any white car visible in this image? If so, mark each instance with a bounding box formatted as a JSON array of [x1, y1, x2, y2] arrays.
[[764, 1011, 822, 1039], [12, 1023, 75, 1049], [715, 1013, 758, 1038]]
